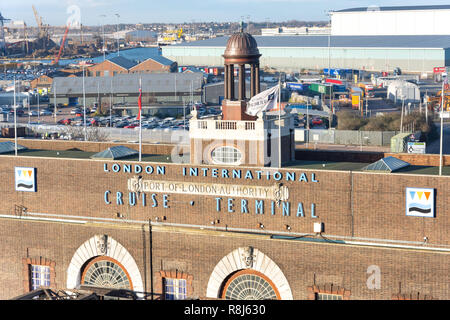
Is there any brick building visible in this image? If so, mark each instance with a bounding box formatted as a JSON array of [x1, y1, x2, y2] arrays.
[[0, 140, 449, 300], [87, 55, 177, 78], [87, 56, 138, 77], [1, 27, 449, 301], [130, 56, 177, 73]]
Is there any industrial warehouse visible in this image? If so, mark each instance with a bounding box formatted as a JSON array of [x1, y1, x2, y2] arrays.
[[1, 26, 449, 302], [163, 5, 450, 74]]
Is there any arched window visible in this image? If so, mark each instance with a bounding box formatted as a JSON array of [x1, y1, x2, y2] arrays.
[[81, 257, 132, 290], [211, 146, 242, 165], [221, 270, 280, 300]]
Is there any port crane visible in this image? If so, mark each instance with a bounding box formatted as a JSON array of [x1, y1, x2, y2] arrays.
[[0, 11, 11, 55], [52, 24, 70, 65], [32, 5, 50, 49]]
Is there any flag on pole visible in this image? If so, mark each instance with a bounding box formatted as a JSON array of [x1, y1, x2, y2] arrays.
[[245, 85, 280, 116], [137, 83, 142, 120]]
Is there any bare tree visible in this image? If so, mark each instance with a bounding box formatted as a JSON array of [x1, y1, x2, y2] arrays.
[[60, 126, 110, 142]]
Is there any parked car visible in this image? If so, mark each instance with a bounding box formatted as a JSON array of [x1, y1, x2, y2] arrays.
[[40, 109, 53, 116], [311, 117, 323, 126], [58, 118, 72, 125], [28, 110, 39, 116]]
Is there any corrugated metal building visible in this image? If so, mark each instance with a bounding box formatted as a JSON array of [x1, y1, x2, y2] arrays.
[[330, 5, 450, 36], [50, 73, 204, 113], [162, 35, 450, 74]]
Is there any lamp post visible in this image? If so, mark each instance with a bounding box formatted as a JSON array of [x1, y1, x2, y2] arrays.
[[82, 64, 87, 141], [439, 73, 447, 176], [99, 14, 106, 61], [115, 14, 120, 56]]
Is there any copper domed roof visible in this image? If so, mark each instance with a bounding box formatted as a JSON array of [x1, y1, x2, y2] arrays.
[[223, 31, 260, 59]]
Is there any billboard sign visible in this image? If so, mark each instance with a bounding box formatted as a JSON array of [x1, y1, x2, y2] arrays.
[[407, 142, 426, 154], [433, 67, 446, 74], [15, 167, 36, 192], [406, 188, 435, 218]]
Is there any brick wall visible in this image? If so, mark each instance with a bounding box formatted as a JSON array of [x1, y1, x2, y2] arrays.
[[1, 218, 449, 300], [87, 61, 128, 77], [1, 148, 449, 299]]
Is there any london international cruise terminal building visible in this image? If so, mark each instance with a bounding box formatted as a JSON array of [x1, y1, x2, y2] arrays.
[[1, 28, 450, 301]]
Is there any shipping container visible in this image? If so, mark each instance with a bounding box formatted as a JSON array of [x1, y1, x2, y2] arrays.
[[309, 83, 332, 95], [286, 82, 306, 91]]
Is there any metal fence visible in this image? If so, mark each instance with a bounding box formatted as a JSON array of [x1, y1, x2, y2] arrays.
[[295, 129, 398, 146], [0, 123, 190, 144], [1, 123, 397, 147]]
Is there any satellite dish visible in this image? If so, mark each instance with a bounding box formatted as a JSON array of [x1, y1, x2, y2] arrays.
[[367, 5, 381, 12]]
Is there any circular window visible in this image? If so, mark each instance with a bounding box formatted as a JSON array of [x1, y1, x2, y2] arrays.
[[211, 146, 242, 165], [81, 257, 133, 290], [221, 270, 280, 300]]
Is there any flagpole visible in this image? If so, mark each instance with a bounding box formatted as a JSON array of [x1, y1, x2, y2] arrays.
[[278, 75, 281, 168], [14, 76, 17, 156], [439, 75, 445, 176], [139, 77, 142, 162]]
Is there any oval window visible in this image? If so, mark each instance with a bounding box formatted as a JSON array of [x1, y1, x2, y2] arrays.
[[211, 146, 242, 165]]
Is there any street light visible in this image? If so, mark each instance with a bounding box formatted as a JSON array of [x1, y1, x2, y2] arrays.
[[115, 14, 120, 56], [99, 14, 106, 61], [439, 72, 447, 176], [82, 64, 87, 141]]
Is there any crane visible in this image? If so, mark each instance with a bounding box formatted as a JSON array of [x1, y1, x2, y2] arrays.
[[0, 11, 11, 55], [52, 24, 69, 65], [32, 5, 49, 48]]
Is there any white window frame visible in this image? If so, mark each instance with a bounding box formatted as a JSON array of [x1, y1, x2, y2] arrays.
[[164, 278, 187, 300], [211, 146, 242, 165], [30, 265, 51, 290]]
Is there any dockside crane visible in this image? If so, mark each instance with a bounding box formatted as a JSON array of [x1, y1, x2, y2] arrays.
[[52, 24, 69, 65], [32, 5, 50, 49], [0, 11, 11, 55]]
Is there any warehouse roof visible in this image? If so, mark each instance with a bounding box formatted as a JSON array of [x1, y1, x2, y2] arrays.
[[172, 35, 450, 49], [138, 55, 175, 66], [107, 56, 138, 70], [52, 72, 204, 95], [333, 5, 450, 13]]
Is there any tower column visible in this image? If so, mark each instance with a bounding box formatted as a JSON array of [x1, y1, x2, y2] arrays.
[[255, 63, 260, 94], [250, 64, 256, 98], [224, 64, 229, 99], [239, 64, 245, 100], [229, 64, 234, 100]]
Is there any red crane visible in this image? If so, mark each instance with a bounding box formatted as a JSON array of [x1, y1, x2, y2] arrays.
[[52, 24, 69, 65]]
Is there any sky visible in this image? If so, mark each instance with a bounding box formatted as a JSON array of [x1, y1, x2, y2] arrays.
[[2, 0, 450, 27]]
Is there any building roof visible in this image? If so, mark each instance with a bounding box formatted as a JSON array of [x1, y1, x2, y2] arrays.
[[173, 35, 450, 49], [334, 5, 450, 13], [90, 146, 138, 160], [139, 55, 175, 66], [52, 72, 204, 95], [107, 56, 138, 70]]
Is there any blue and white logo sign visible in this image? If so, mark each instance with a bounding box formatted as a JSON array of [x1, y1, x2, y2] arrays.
[[15, 167, 36, 192], [406, 187, 434, 217]]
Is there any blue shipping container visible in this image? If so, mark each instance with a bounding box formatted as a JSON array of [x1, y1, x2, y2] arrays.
[[286, 82, 305, 91]]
